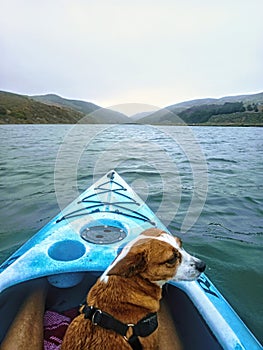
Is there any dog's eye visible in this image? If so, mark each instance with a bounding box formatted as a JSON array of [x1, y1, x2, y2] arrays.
[[165, 254, 178, 265]]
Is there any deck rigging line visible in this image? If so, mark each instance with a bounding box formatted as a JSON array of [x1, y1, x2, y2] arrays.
[[56, 173, 155, 226]]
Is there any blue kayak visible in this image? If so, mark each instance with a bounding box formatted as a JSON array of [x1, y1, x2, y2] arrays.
[[0, 171, 261, 349]]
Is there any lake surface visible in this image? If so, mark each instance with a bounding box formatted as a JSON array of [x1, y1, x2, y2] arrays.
[[0, 124, 262, 343]]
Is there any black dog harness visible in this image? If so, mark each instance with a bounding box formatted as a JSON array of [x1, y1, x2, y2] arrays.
[[81, 304, 158, 350]]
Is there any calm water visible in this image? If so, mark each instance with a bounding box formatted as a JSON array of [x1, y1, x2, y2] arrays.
[[0, 125, 262, 343]]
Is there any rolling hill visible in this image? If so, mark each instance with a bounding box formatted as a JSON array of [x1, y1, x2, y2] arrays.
[[32, 94, 130, 124], [1, 90, 262, 125], [0, 91, 130, 124], [137, 92, 263, 126]]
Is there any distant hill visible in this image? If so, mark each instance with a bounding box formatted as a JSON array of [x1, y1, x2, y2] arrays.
[[32, 94, 100, 114], [166, 92, 263, 112], [0, 91, 84, 124], [166, 98, 218, 113], [135, 108, 184, 125], [137, 92, 263, 126], [1, 90, 262, 125], [130, 111, 155, 121], [0, 91, 130, 124], [32, 94, 130, 124]]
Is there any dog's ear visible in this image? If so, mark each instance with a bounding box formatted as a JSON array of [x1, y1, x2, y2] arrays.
[[107, 250, 147, 277]]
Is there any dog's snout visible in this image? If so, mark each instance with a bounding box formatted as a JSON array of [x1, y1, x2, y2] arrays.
[[195, 260, 206, 273]]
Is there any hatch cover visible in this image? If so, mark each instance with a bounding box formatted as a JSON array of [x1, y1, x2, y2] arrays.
[[80, 223, 127, 244]]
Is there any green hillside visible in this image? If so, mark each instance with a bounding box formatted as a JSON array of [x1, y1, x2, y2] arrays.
[[32, 94, 130, 123], [1, 90, 262, 125], [207, 112, 263, 126], [32, 94, 99, 114], [138, 93, 263, 126], [0, 91, 90, 124], [0, 91, 130, 124]]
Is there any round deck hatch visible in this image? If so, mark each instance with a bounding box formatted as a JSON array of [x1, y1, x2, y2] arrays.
[[80, 221, 127, 244]]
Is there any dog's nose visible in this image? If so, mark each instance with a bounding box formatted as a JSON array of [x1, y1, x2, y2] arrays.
[[196, 260, 206, 273]]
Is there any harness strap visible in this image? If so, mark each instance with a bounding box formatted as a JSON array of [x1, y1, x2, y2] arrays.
[[81, 305, 158, 350]]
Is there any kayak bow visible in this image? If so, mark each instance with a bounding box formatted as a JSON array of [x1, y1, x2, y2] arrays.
[[0, 171, 261, 349]]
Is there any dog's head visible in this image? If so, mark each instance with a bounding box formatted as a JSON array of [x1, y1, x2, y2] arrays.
[[105, 228, 206, 285]]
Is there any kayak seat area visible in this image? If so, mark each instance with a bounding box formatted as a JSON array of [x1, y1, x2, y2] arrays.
[[0, 273, 98, 345], [163, 284, 223, 350], [0, 272, 223, 350]]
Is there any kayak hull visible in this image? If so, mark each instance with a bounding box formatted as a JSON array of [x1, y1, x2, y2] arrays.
[[0, 171, 261, 349]]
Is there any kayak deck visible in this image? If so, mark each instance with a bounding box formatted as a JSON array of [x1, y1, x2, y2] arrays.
[[0, 171, 261, 349]]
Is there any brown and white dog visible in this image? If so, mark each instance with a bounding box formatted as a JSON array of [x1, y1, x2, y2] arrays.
[[61, 228, 206, 350]]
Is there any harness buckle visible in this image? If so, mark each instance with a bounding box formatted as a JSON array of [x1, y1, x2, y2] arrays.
[[123, 324, 135, 341], [91, 309, 102, 326]]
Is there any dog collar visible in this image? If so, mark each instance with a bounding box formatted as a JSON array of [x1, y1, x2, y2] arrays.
[[81, 304, 158, 350]]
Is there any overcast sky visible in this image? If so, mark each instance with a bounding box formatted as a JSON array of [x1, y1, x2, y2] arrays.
[[1, 0, 262, 113]]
